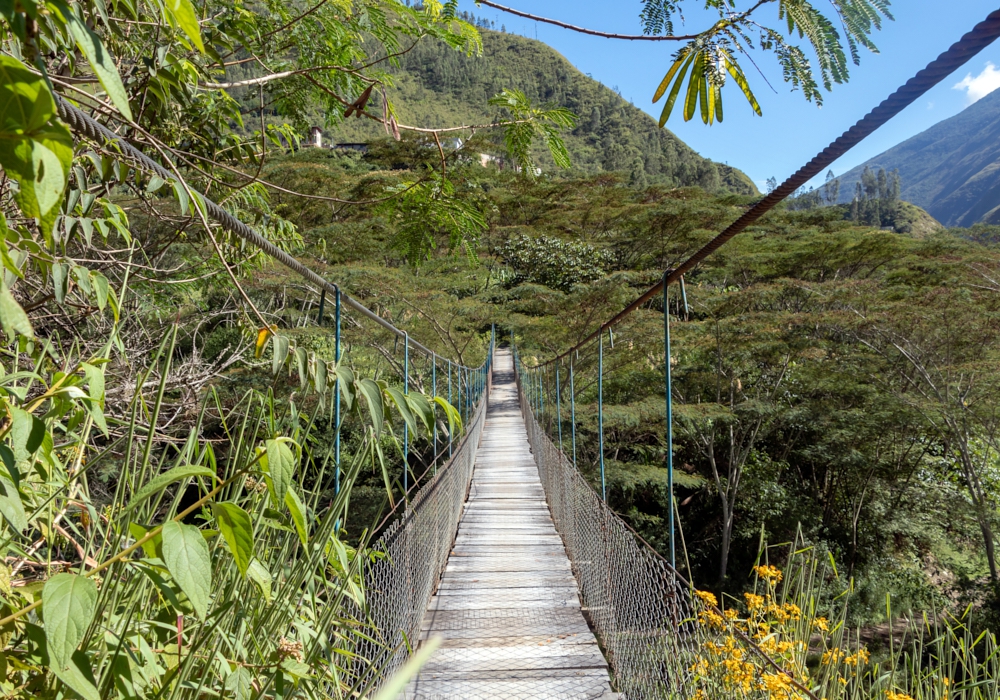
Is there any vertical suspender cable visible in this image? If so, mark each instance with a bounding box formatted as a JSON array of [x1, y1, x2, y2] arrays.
[[599, 331, 606, 501], [664, 272, 675, 569], [539, 368, 544, 417], [679, 275, 690, 321], [556, 365, 563, 453], [570, 360, 577, 468]]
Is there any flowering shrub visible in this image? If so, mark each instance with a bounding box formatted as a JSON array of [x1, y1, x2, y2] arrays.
[[684, 547, 995, 700]]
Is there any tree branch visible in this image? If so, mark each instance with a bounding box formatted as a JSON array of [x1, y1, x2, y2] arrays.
[[476, 0, 700, 40]]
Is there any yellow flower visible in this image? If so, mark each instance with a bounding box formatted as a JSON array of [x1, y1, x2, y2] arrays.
[[744, 592, 765, 611], [695, 589, 718, 607], [813, 616, 830, 632], [754, 564, 783, 584], [821, 648, 842, 665], [886, 691, 915, 700], [698, 609, 726, 630], [761, 672, 793, 693], [724, 608, 740, 620], [844, 648, 870, 667], [782, 602, 802, 620], [759, 636, 794, 657]]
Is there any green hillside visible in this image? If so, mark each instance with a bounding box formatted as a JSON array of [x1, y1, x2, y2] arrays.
[[323, 30, 757, 194]]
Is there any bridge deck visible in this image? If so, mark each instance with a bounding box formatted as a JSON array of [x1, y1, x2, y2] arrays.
[[406, 351, 614, 699]]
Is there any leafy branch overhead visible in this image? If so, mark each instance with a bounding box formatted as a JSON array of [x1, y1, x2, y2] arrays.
[[651, 0, 894, 123], [489, 89, 578, 175], [480, 0, 892, 124]]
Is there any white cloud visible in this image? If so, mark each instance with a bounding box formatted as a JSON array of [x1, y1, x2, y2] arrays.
[[953, 62, 1000, 104]]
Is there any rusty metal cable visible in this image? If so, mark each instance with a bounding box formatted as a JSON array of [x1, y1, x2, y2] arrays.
[[531, 8, 1000, 367]]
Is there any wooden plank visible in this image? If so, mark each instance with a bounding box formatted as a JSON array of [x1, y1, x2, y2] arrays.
[[407, 350, 613, 700]]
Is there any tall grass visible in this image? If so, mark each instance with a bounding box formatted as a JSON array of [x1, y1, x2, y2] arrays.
[[0, 318, 465, 700], [688, 536, 1000, 700]]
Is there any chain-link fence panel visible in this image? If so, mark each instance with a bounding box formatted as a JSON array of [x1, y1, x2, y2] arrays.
[[348, 370, 492, 695], [515, 373, 702, 700]]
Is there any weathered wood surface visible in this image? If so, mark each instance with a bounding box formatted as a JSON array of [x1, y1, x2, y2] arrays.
[[405, 351, 615, 699]]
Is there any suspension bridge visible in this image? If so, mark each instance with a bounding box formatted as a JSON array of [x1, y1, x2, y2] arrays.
[[51, 9, 1000, 699]]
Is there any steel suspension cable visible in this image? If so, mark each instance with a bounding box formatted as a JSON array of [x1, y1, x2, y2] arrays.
[[528, 8, 1000, 368]]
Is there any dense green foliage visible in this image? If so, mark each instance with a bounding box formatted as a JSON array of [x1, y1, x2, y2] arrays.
[[258, 146, 1000, 628]]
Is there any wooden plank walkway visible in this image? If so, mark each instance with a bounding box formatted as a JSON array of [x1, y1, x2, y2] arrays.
[[406, 350, 614, 699]]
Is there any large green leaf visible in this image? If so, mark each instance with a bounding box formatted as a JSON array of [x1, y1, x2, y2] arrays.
[[263, 439, 295, 507], [385, 387, 417, 437], [63, 13, 133, 120], [79, 363, 108, 436], [161, 521, 212, 618], [284, 487, 308, 545], [225, 666, 253, 700], [357, 378, 385, 434], [164, 0, 205, 52], [407, 392, 436, 436], [212, 502, 254, 575], [8, 406, 45, 464], [334, 364, 355, 410], [0, 476, 27, 532], [124, 465, 216, 513], [272, 335, 290, 375], [0, 57, 72, 240], [433, 397, 462, 441], [42, 573, 99, 700], [0, 279, 32, 340], [247, 558, 272, 602]]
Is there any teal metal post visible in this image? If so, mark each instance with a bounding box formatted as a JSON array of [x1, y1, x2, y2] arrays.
[[556, 365, 563, 453], [334, 288, 341, 495], [664, 273, 676, 568], [599, 331, 606, 501], [448, 360, 453, 458], [570, 360, 577, 468], [403, 333, 409, 494], [432, 354, 437, 474], [539, 368, 544, 417]]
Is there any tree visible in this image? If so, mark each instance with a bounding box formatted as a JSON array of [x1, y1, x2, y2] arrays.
[[824, 170, 841, 205], [850, 166, 902, 228], [674, 313, 797, 584], [856, 283, 1000, 586]]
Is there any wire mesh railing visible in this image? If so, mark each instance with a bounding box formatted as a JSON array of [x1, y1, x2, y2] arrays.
[[349, 355, 492, 694], [514, 365, 701, 699]]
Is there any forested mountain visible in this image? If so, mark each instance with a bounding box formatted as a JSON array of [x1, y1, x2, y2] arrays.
[[324, 29, 758, 194], [836, 88, 1000, 226]]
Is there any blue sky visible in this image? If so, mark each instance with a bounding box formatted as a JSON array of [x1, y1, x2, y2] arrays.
[[457, 1, 1000, 189]]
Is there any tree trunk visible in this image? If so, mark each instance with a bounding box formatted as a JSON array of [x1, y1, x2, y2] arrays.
[[719, 504, 733, 585], [957, 444, 999, 584]]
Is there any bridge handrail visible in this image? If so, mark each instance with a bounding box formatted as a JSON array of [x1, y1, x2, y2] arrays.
[[350, 357, 492, 694], [514, 367, 702, 699]]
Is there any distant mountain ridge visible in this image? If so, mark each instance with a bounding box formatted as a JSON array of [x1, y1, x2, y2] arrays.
[[836, 89, 1000, 226], [328, 29, 758, 195]]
